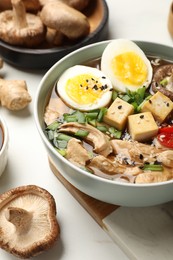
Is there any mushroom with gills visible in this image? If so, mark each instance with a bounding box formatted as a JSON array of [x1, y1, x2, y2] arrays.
[[0, 185, 60, 259], [151, 64, 173, 101], [0, 0, 46, 47]]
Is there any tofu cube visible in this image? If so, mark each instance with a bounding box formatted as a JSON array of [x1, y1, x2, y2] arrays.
[[128, 112, 158, 141], [103, 97, 134, 130], [141, 91, 173, 123]]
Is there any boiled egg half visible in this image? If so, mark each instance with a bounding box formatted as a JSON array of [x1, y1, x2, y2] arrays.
[[56, 65, 113, 111], [101, 39, 153, 93]]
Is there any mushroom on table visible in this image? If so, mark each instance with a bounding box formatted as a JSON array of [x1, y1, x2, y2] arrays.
[[0, 185, 60, 259]]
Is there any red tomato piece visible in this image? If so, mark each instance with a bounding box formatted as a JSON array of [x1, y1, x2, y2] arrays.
[[157, 132, 173, 148], [158, 126, 173, 134]]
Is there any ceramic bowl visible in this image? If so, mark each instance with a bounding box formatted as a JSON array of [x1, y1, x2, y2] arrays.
[[34, 40, 173, 207], [0, 0, 108, 70], [0, 115, 9, 177]]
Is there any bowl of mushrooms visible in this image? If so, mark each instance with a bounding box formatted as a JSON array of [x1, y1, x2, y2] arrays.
[[0, 0, 109, 69], [34, 39, 173, 207]]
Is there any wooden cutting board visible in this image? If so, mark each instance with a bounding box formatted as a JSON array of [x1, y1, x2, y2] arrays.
[[49, 159, 173, 260]]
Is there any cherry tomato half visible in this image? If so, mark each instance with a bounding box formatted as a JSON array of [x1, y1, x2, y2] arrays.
[[157, 125, 173, 148]]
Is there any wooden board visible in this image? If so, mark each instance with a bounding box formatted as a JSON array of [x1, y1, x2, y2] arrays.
[[49, 159, 119, 228]]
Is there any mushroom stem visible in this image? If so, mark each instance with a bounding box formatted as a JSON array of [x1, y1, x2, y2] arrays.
[[11, 0, 28, 29], [5, 207, 33, 234]]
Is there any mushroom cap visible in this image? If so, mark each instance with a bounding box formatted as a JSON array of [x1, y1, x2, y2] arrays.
[[0, 185, 60, 259], [40, 1, 90, 40], [0, 10, 46, 47]]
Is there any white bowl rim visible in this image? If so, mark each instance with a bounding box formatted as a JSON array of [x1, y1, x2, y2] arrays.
[[34, 39, 173, 189], [0, 115, 8, 155]]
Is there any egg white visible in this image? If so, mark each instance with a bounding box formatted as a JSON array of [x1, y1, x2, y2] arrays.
[[56, 65, 113, 111], [101, 39, 153, 93]]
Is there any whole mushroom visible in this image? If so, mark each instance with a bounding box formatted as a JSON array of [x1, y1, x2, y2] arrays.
[[0, 185, 60, 259], [0, 0, 46, 47], [40, 1, 90, 40]]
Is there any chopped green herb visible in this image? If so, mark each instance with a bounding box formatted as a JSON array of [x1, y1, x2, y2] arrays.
[[143, 164, 163, 171], [160, 78, 168, 86], [55, 148, 66, 156], [46, 121, 60, 131], [112, 90, 118, 101], [97, 107, 108, 122], [75, 129, 89, 137], [108, 127, 122, 139], [96, 125, 108, 132]]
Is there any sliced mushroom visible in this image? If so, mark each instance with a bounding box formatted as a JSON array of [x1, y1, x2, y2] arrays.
[[0, 0, 46, 47], [111, 139, 165, 165], [157, 150, 173, 168], [59, 122, 112, 157], [66, 138, 90, 166], [135, 167, 173, 183], [40, 1, 90, 40], [89, 155, 140, 181], [0, 185, 60, 259], [151, 64, 173, 100]]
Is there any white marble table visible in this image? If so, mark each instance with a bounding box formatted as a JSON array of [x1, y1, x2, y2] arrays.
[[0, 0, 173, 259]]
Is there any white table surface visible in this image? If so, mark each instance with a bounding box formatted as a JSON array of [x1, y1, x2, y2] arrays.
[[0, 0, 173, 259]]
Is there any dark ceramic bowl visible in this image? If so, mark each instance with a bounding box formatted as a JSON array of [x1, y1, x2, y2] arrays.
[[0, 0, 109, 70]]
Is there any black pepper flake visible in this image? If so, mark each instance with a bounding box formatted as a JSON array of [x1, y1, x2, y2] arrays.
[[86, 86, 89, 90], [80, 84, 83, 87], [109, 88, 113, 91], [139, 154, 144, 160], [140, 115, 144, 119], [86, 79, 89, 82], [149, 100, 152, 104], [118, 105, 122, 109], [92, 85, 98, 90], [167, 103, 170, 107], [102, 76, 106, 79]]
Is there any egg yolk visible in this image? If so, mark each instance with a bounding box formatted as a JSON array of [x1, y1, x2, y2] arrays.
[[111, 52, 148, 87], [65, 74, 105, 105]]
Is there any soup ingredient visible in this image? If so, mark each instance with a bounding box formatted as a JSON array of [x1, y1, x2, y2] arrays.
[[157, 125, 173, 148], [40, 1, 90, 40], [59, 122, 112, 157], [103, 97, 134, 130], [128, 112, 159, 141], [141, 91, 173, 123], [66, 138, 90, 166], [135, 167, 173, 183], [117, 86, 151, 112], [57, 65, 113, 111], [151, 64, 173, 101], [89, 155, 141, 177], [101, 39, 153, 93], [0, 185, 60, 259], [0, 0, 46, 47], [0, 79, 32, 110], [111, 139, 164, 165]]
